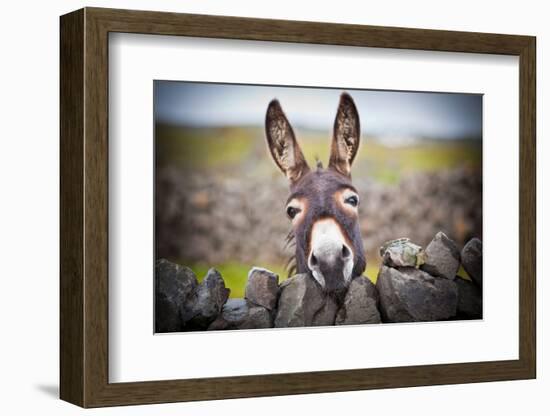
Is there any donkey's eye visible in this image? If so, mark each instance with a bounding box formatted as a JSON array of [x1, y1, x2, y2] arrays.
[[345, 195, 359, 207], [286, 206, 301, 219]]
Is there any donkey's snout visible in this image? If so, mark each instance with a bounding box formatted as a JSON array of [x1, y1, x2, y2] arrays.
[[308, 244, 350, 269], [308, 218, 354, 290], [308, 243, 353, 294]]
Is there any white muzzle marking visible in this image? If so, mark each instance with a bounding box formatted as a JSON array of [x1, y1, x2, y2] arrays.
[[308, 218, 354, 288]]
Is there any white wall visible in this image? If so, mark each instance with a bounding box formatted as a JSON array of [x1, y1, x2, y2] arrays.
[[0, 0, 546, 414]]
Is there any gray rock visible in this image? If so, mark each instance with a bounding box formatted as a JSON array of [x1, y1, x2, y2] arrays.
[[376, 265, 458, 322], [238, 305, 273, 329], [208, 298, 272, 330], [380, 238, 426, 268], [188, 268, 230, 329], [421, 232, 460, 280], [312, 295, 339, 326], [274, 274, 337, 327], [155, 259, 198, 332], [336, 276, 381, 325], [455, 276, 482, 319], [245, 267, 279, 310], [461, 238, 482, 288], [216, 298, 249, 323]]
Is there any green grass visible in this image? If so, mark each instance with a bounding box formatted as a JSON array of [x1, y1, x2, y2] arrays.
[[156, 125, 257, 169], [156, 125, 481, 185], [456, 265, 472, 281], [301, 138, 482, 184], [365, 263, 381, 284]]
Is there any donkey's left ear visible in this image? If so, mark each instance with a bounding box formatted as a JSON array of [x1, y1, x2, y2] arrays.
[[329, 93, 360, 177]]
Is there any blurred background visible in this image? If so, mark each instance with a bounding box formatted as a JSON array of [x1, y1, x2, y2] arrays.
[[155, 81, 482, 297]]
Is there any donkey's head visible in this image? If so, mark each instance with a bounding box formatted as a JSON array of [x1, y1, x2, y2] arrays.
[[265, 93, 366, 301]]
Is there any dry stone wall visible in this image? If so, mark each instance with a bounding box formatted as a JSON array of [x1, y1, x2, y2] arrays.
[[155, 232, 482, 332]]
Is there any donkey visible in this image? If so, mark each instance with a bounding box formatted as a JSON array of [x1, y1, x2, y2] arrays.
[[265, 92, 366, 302]]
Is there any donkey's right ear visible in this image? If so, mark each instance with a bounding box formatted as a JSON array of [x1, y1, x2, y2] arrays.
[[265, 99, 310, 184]]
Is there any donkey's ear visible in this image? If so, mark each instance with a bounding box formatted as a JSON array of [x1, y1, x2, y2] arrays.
[[329, 93, 360, 177], [265, 99, 310, 184]]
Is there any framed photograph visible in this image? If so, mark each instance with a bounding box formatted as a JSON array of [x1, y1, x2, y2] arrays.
[[60, 7, 536, 408]]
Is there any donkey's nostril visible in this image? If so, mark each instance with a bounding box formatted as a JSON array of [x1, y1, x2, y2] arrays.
[[342, 245, 351, 259], [310, 253, 318, 267]]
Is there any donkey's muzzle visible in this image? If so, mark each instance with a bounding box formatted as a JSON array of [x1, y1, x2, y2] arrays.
[[308, 218, 354, 292], [308, 244, 354, 296]]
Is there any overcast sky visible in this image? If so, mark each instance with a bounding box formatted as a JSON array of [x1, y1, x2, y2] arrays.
[[155, 81, 482, 140]]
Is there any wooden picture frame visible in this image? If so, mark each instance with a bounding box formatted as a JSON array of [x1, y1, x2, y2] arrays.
[[60, 7, 536, 408]]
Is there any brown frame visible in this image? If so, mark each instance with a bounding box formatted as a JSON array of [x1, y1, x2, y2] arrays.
[[60, 7, 536, 408]]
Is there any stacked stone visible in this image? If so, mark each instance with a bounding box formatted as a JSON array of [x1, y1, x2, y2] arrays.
[[155, 263, 381, 332], [155, 233, 482, 332], [376, 233, 482, 322], [155, 260, 230, 332]]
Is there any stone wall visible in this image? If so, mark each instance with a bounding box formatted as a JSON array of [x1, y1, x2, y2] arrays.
[[155, 232, 482, 332]]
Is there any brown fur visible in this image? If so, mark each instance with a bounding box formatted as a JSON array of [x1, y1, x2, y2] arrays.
[[265, 93, 366, 298]]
